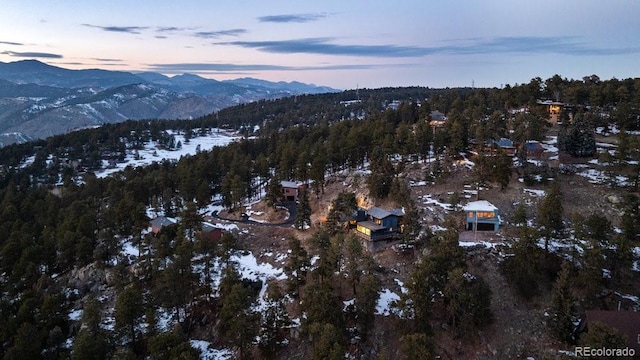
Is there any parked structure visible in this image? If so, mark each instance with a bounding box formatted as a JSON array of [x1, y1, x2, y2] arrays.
[[463, 200, 500, 232]]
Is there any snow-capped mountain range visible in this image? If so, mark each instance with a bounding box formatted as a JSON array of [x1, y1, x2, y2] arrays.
[[0, 60, 339, 144]]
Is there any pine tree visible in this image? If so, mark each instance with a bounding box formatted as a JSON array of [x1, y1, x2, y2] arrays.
[[537, 182, 563, 253], [400, 333, 436, 360], [355, 272, 379, 343], [284, 236, 309, 296], [258, 283, 291, 359], [219, 283, 259, 360], [547, 261, 577, 343], [294, 189, 311, 230]]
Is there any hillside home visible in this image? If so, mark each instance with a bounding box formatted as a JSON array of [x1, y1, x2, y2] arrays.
[[280, 180, 305, 201], [200, 222, 223, 242], [486, 138, 516, 156], [463, 200, 500, 232], [524, 141, 545, 158], [428, 110, 448, 128], [149, 216, 177, 235], [537, 99, 564, 123], [355, 206, 404, 241]]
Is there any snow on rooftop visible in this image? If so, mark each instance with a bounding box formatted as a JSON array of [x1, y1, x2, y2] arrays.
[[462, 200, 498, 211]]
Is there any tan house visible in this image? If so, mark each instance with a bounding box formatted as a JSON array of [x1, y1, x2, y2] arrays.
[[280, 181, 305, 201]]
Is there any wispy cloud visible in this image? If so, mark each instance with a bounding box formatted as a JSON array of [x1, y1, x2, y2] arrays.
[[0, 40, 23, 46], [258, 13, 327, 23], [194, 29, 247, 39], [82, 24, 149, 34], [156, 26, 195, 33], [92, 58, 122, 62], [2, 51, 62, 59], [220, 36, 640, 58], [147, 62, 383, 73], [220, 37, 430, 57]]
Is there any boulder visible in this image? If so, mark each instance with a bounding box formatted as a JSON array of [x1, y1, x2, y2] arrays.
[[68, 262, 107, 294], [606, 194, 621, 204]]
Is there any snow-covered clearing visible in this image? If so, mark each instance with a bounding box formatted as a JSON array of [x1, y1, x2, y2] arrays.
[[95, 129, 241, 178], [189, 340, 233, 360]]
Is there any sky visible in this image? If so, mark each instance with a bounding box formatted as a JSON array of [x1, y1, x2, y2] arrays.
[[1, 0, 639, 90]]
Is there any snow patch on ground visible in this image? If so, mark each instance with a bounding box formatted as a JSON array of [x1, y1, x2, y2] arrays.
[[523, 188, 546, 197], [376, 289, 400, 316], [189, 340, 233, 360], [94, 129, 241, 178]]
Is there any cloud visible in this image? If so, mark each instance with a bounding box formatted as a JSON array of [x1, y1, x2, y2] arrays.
[[1, 51, 62, 59], [219, 36, 640, 58], [0, 40, 23, 46], [258, 13, 327, 23], [156, 26, 195, 33], [220, 37, 431, 57], [194, 29, 247, 39], [92, 58, 122, 62], [147, 62, 383, 73], [82, 24, 149, 34]]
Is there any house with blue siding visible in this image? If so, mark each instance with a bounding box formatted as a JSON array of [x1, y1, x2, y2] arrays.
[[463, 200, 500, 232], [355, 206, 404, 241]]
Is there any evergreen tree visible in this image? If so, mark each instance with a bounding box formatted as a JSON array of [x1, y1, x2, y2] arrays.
[[537, 182, 564, 253], [115, 284, 144, 350], [367, 147, 396, 199], [579, 321, 628, 349], [309, 323, 345, 360], [294, 188, 311, 230], [493, 148, 512, 190], [547, 262, 577, 343], [400, 333, 436, 360], [258, 283, 292, 359], [284, 236, 309, 296], [558, 112, 596, 156], [355, 272, 379, 343], [219, 283, 259, 360]]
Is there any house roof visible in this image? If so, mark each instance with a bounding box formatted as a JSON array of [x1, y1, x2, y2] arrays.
[[367, 207, 393, 220], [463, 200, 498, 212], [357, 221, 387, 232], [585, 310, 640, 353], [280, 180, 301, 188], [150, 216, 177, 228], [488, 138, 515, 148], [537, 99, 564, 106], [430, 110, 447, 121], [524, 141, 544, 152], [201, 222, 221, 233]]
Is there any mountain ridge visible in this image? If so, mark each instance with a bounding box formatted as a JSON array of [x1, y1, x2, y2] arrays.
[[0, 60, 340, 144]]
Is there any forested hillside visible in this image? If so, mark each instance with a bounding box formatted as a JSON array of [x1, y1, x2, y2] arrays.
[[0, 75, 639, 359]]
